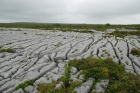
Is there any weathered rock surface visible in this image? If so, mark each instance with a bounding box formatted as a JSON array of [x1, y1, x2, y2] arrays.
[[0, 28, 139, 93]]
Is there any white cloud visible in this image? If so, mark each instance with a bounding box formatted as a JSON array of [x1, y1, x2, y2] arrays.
[[0, 0, 140, 24]]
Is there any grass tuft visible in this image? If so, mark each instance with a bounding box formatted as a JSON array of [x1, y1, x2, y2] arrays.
[[130, 48, 140, 56], [16, 80, 34, 90], [0, 48, 14, 53], [68, 57, 126, 80]]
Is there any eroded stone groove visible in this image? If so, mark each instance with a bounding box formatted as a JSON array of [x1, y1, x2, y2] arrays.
[[0, 28, 140, 93]]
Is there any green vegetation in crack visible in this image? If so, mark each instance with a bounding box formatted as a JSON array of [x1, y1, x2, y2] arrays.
[[38, 64, 82, 93], [38, 80, 82, 93], [23, 33, 27, 34], [72, 49, 78, 53], [130, 48, 140, 57], [6, 42, 13, 45], [0, 48, 14, 53], [28, 57, 33, 59], [103, 35, 113, 38], [54, 42, 62, 47], [62, 64, 72, 88], [15, 80, 34, 90], [36, 34, 45, 36], [20, 60, 24, 63]]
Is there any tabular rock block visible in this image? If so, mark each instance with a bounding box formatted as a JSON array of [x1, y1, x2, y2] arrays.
[[58, 63, 65, 68], [52, 74, 63, 81], [28, 63, 48, 71], [2, 87, 16, 93], [13, 88, 24, 93], [51, 52, 57, 61], [67, 39, 93, 59], [23, 62, 56, 81], [36, 54, 50, 64], [73, 80, 93, 93], [35, 77, 52, 84], [71, 67, 78, 75], [45, 72, 63, 81], [79, 74, 85, 81], [23, 70, 40, 81], [32, 44, 47, 57], [40, 62, 56, 73], [55, 83, 62, 89], [55, 47, 71, 61], [92, 79, 109, 93], [24, 86, 34, 93], [133, 63, 140, 74], [121, 56, 134, 73], [51, 67, 59, 73], [3, 72, 11, 78], [0, 79, 20, 92]]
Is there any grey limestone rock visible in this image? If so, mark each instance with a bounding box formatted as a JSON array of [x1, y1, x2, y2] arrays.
[[13, 88, 24, 93], [35, 77, 52, 84], [92, 79, 109, 93], [73, 80, 93, 93], [24, 86, 34, 93], [71, 66, 78, 75]]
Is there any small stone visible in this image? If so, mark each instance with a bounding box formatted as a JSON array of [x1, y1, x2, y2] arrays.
[[79, 74, 85, 81], [24, 86, 34, 93], [51, 67, 59, 73], [13, 88, 24, 93], [58, 63, 65, 68], [71, 67, 78, 75], [35, 77, 52, 84], [55, 83, 62, 89]]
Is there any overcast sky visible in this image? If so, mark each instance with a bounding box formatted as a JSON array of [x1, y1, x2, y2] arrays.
[[0, 0, 140, 24]]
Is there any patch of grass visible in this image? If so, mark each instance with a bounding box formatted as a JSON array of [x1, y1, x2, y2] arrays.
[[125, 61, 128, 65], [0, 46, 1, 49], [90, 51, 94, 55], [6, 43, 12, 45], [36, 34, 45, 36], [130, 48, 140, 57], [62, 64, 71, 88], [101, 54, 105, 57], [68, 81, 82, 92], [107, 72, 140, 93], [103, 50, 110, 57], [110, 30, 140, 38], [103, 35, 113, 38], [23, 33, 27, 34], [16, 80, 34, 90], [54, 42, 62, 47], [72, 49, 78, 53], [68, 57, 126, 80], [0, 28, 4, 31], [38, 81, 58, 93], [0, 48, 14, 53], [28, 57, 33, 59], [38, 80, 82, 93], [20, 60, 24, 63], [58, 34, 63, 36]]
